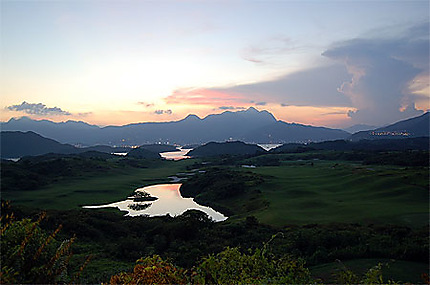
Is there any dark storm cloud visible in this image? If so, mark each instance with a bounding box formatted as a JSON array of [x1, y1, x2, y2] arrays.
[[322, 22, 429, 125], [7, 101, 71, 116]]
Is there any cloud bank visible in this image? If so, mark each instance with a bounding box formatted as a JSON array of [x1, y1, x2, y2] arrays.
[[7, 101, 71, 116], [165, 23, 428, 127], [323, 22, 429, 125]]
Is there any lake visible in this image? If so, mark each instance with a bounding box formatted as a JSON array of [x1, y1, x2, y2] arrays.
[[83, 183, 227, 222], [160, 148, 192, 160]]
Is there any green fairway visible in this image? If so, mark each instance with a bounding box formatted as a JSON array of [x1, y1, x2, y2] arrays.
[[247, 160, 428, 227], [2, 159, 196, 210], [2, 154, 428, 228]]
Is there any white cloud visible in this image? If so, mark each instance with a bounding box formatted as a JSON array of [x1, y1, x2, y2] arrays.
[[323, 22, 428, 125]]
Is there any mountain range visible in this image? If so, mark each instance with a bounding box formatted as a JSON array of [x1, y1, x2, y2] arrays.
[[1, 108, 428, 147], [1, 110, 428, 158], [1, 108, 349, 146]]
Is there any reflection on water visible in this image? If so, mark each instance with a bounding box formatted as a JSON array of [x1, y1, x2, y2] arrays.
[[160, 148, 192, 160], [83, 184, 227, 222], [257, 144, 282, 151]]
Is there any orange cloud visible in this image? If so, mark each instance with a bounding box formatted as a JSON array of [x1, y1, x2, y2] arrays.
[[165, 88, 247, 107], [272, 104, 354, 128]]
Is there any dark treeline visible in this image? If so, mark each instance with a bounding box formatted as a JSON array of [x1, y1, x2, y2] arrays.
[[274, 137, 430, 152], [273, 150, 429, 167]]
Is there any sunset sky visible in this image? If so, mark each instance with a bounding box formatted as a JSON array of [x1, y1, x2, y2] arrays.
[[1, 1, 429, 128]]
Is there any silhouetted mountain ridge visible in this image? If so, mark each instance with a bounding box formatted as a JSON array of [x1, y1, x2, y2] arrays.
[[2, 108, 353, 145]]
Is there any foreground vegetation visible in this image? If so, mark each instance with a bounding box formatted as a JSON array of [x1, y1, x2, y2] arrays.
[[2, 202, 428, 284], [1, 148, 428, 283]]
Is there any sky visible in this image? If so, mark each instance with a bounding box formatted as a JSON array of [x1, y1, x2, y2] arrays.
[[1, 0, 429, 128]]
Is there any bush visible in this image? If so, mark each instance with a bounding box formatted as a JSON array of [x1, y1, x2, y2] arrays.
[[192, 247, 314, 284], [109, 255, 187, 284], [0, 201, 88, 284]]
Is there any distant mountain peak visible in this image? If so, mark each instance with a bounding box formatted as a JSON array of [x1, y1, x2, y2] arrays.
[[8, 116, 31, 122], [245, 106, 259, 113], [243, 107, 277, 121], [183, 114, 201, 121]]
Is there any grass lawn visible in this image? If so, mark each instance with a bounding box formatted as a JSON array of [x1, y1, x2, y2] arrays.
[[247, 160, 428, 227]]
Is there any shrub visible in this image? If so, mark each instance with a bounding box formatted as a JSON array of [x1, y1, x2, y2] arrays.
[[192, 247, 314, 284], [109, 255, 187, 284], [0, 200, 88, 284]]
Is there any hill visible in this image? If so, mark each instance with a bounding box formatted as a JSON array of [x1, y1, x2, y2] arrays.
[[126, 146, 162, 159], [0, 131, 78, 158], [350, 112, 429, 141], [1, 108, 350, 145], [0, 131, 131, 158], [187, 141, 266, 157]]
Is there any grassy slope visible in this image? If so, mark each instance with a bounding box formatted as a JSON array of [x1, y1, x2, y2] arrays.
[[2, 159, 195, 210], [244, 160, 428, 227]]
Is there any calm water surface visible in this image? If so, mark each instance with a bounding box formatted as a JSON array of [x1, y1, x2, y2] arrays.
[[160, 148, 192, 160], [83, 183, 227, 222], [257, 144, 282, 151]]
